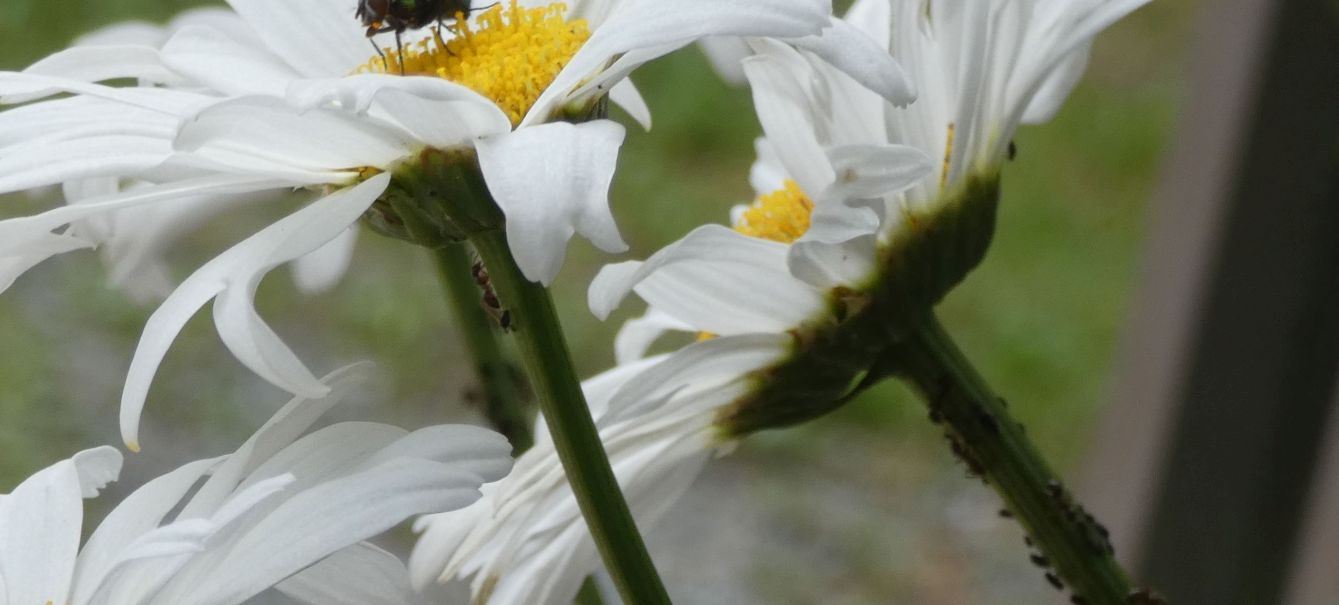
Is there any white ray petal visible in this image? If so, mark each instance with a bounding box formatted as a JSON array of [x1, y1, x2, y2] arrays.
[[609, 79, 651, 130], [69, 457, 222, 604], [160, 24, 300, 96], [223, 0, 367, 77], [478, 120, 628, 285], [0, 447, 121, 605], [180, 458, 491, 605], [119, 175, 390, 451], [22, 45, 178, 86], [614, 308, 693, 363], [292, 226, 358, 294], [524, 0, 830, 125], [788, 17, 915, 106], [588, 225, 824, 333], [275, 543, 420, 605], [742, 49, 835, 197], [176, 96, 415, 174]]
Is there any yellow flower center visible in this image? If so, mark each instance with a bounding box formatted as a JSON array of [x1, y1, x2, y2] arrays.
[[357, 1, 590, 126], [733, 179, 815, 244]]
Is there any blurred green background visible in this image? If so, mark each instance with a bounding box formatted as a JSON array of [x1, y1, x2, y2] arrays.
[[0, 1, 1192, 603]]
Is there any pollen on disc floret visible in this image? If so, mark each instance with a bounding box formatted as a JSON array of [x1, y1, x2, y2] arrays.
[[734, 179, 815, 244], [358, 0, 591, 125]]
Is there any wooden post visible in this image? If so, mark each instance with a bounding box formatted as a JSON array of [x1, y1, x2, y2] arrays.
[[1080, 0, 1339, 603]]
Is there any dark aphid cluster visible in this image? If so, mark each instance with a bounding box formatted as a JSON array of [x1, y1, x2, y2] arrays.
[[472, 260, 513, 331], [357, 0, 472, 72]]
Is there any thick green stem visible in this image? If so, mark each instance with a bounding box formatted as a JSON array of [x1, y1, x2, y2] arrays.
[[433, 243, 535, 454], [470, 229, 671, 605], [894, 312, 1137, 605]]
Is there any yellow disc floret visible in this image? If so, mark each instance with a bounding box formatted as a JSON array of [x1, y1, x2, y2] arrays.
[[358, 1, 590, 125], [733, 179, 815, 244]]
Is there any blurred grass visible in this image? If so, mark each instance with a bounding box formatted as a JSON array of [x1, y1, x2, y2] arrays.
[[0, 1, 1191, 602]]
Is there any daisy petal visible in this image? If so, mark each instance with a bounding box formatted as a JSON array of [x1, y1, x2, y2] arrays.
[[119, 175, 390, 451], [604, 333, 790, 423], [477, 120, 628, 285], [0, 234, 93, 295], [588, 225, 824, 333], [0, 446, 122, 605], [614, 308, 693, 363], [275, 543, 419, 605], [69, 457, 222, 604], [292, 226, 358, 294], [182, 458, 489, 605], [824, 143, 933, 199], [742, 49, 835, 197], [160, 24, 300, 96], [525, 0, 829, 125], [789, 17, 915, 105], [179, 364, 373, 519], [1020, 40, 1090, 124], [22, 44, 178, 86], [0, 135, 171, 195], [223, 0, 366, 77], [176, 96, 415, 175], [609, 79, 652, 130]]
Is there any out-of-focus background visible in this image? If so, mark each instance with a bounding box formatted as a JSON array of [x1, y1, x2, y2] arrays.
[[3, 1, 1335, 604]]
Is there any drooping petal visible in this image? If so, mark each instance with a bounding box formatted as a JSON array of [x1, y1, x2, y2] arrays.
[[0, 175, 291, 297], [698, 36, 751, 85], [119, 175, 390, 451], [69, 457, 222, 604], [0, 234, 93, 295], [291, 226, 358, 294], [588, 225, 824, 333], [177, 458, 493, 605], [275, 543, 422, 605], [613, 308, 694, 363], [178, 364, 373, 519], [477, 120, 628, 285], [0, 447, 121, 605], [603, 333, 790, 424], [608, 79, 651, 130]]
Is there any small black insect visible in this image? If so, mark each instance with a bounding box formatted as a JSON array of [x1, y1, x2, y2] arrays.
[[357, 0, 471, 73], [1008, 140, 1018, 161], [472, 260, 513, 331]]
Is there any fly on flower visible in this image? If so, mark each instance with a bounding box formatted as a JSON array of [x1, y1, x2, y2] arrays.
[[357, 0, 471, 73]]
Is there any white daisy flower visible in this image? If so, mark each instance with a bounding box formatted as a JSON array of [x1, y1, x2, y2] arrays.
[[592, 0, 1153, 366], [0, 363, 514, 605], [0, 0, 914, 449]]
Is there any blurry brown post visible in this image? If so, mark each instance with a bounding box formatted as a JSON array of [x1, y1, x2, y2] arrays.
[[1080, 0, 1339, 603]]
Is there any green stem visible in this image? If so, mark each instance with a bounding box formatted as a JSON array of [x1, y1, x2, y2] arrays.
[[894, 312, 1136, 605], [433, 243, 535, 454], [470, 229, 671, 605], [574, 577, 609, 605]]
